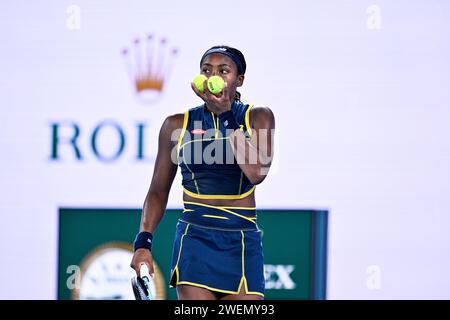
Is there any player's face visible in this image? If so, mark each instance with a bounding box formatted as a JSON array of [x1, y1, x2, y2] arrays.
[[201, 53, 244, 99]]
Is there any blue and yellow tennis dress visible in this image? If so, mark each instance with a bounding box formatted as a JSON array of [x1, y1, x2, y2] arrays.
[[169, 101, 265, 297]]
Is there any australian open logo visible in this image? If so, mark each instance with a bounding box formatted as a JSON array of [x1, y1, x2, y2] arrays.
[[121, 34, 178, 104]]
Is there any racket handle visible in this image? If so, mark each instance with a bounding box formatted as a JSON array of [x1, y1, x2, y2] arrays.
[[139, 263, 154, 300], [140, 263, 150, 279]]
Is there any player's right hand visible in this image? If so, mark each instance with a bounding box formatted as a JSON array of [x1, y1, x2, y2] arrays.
[[190, 81, 231, 115], [130, 248, 154, 278]]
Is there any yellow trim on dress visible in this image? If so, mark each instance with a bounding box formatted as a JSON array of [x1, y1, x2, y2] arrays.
[[216, 117, 220, 138], [183, 185, 255, 200], [211, 112, 220, 139], [170, 223, 190, 286], [201, 214, 230, 220], [183, 200, 256, 224], [175, 278, 264, 297], [176, 281, 243, 295], [238, 171, 244, 194], [177, 110, 189, 162], [184, 200, 256, 210], [242, 277, 265, 297], [245, 104, 254, 137], [237, 231, 265, 297], [182, 146, 200, 194], [241, 231, 245, 275]]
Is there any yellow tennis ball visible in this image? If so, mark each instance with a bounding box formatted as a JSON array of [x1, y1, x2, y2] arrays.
[[207, 76, 225, 94], [192, 74, 207, 93]]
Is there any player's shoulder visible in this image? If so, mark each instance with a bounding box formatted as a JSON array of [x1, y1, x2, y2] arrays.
[[250, 105, 273, 115], [165, 112, 184, 123], [249, 105, 275, 124], [161, 113, 185, 132], [162, 103, 203, 131]]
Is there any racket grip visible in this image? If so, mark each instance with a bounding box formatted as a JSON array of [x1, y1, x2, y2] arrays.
[[140, 263, 150, 279], [139, 263, 154, 300]]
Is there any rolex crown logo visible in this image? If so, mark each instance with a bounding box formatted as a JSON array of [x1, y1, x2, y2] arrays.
[[122, 34, 178, 104]]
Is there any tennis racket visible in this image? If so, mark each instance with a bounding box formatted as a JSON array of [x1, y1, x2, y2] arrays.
[[131, 263, 154, 300]]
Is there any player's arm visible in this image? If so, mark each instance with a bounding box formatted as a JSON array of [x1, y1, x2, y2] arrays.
[[130, 113, 183, 275], [229, 106, 275, 185], [139, 114, 182, 232]]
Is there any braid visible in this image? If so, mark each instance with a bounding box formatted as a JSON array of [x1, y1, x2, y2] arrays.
[[223, 46, 245, 101]]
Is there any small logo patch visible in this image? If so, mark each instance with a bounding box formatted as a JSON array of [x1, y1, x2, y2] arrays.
[[191, 128, 206, 135]]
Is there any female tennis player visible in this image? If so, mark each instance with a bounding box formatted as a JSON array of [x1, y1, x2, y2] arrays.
[[131, 45, 275, 300]]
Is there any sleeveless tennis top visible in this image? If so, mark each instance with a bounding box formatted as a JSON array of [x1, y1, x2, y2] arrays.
[[177, 101, 255, 199]]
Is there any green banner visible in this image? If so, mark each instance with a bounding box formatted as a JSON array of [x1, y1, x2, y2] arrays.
[[58, 208, 327, 300]]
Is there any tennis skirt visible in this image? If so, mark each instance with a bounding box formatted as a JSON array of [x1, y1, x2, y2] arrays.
[[169, 201, 265, 297]]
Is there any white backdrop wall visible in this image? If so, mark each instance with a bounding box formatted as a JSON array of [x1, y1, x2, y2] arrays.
[[0, 0, 449, 299]]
